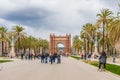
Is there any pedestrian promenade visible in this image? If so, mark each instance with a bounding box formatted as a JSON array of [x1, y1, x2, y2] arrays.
[[0, 57, 119, 80]]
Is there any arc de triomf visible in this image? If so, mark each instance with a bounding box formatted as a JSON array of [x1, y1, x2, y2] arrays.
[[50, 33, 71, 54]]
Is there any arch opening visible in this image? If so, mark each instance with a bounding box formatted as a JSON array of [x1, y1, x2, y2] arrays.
[[57, 43, 65, 53]]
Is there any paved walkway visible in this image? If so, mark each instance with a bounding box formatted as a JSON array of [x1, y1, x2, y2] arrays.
[[0, 57, 120, 80]]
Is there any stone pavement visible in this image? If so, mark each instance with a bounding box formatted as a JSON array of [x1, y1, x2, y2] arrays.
[[0, 57, 120, 80]]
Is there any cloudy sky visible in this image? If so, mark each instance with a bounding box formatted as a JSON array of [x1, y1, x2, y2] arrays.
[[0, 0, 119, 40]]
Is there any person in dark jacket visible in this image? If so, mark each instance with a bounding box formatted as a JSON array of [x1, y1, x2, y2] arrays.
[[41, 52, 45, 63], [98, 51, 107, 70], [57, 54, 61, 64], [45, 53, 49, 63], [50, 54, 53, 64]]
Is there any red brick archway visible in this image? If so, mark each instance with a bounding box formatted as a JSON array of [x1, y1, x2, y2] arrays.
[[50, 33, 71, 54]]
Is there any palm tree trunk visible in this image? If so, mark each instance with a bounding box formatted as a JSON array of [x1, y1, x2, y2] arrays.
[[102, 22, 105, 51], [29, 48, 30, 54], [18, 33, 20, 53], [98, 43, 100, 54], [84, 37, 86, 54], [87, 38, 90, 54], [106, 44, 109, 54], [2, 41, 4, 55], [1, 33, 4, 56], [23, 48, 26, 54], [91, 42, 93, 54]]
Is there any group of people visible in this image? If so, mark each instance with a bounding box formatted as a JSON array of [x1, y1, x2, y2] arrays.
[[40, 52, 61, 64], [19, 50, 108, 70], [20, 52, 61, 64], [20, 53, 40, 60], [80, 52, 99, 60]]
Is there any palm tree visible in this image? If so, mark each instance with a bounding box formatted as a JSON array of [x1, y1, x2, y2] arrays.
[[0, 27, 7, 55], [32, 38, 39, 54], [108, 5, 120, 54], [109, 6, 120, 43], [80, 32, 86, 54], [72, 35, 83, 54], [97, 8, 113, 51], [81, 23, 96, 54], [19, 34, 27, 54], [39, 39, 49, 53], [12, 25, 25, 53], [26, 36, 34, 54]]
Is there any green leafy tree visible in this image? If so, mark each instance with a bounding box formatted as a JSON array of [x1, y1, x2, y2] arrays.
[[0, 27, 7, 55], [12, 25, 25, 53], [97, 8, 113, 51]]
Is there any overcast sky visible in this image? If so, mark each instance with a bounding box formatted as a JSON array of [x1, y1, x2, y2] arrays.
[[0, 0, 119, 40]]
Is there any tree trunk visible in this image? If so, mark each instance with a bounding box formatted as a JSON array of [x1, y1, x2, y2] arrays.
[[84, 37, 86, 54], [39, 46, 40, 53], [102, 22, 105, 51], [18, 33, 20, 53], [91, 42, 93, 54], [87, 38, 90, 54], [2, 41, 4, 55], [106, 44, 109, 55], [23, 48, 26, 54], [29, 48, 30, 54], [98, 43, 99, 54]]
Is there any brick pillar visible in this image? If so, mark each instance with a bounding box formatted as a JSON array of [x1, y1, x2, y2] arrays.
[[68, 34, 71, 53], [66, 34, 69, 53], [53, 34, 55, 54], [50, 33, 53, 54]]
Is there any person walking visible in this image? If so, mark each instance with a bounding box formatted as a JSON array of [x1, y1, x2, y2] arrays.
[[45, 53, 49, 63], [53, 52, 57, 63], [20, 51, 24, 60], [41, 52, 45, 63], [50, 54, 53, 64], [112, 54, 116, 63], [98, 51, 107, 71], [57, 54, 61, 64]]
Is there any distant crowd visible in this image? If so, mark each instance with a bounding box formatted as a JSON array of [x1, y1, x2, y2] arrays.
[[20, 52, 64, 64]]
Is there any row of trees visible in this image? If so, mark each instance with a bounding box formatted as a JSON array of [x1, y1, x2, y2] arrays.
[[0, 25, 49, 56], [72, 4, 120, 56]]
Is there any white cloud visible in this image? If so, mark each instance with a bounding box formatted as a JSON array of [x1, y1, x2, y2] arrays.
[[0, 0, 119, 40]]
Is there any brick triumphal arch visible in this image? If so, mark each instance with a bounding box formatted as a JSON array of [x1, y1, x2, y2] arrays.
[[50, 33, 71, 54]]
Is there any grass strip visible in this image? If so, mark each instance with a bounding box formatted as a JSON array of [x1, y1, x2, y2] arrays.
[[0, 60, 13, 63], [71, 55, 81, 60], [71, 56, 120, 76], [83, 60, 120, 76]]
